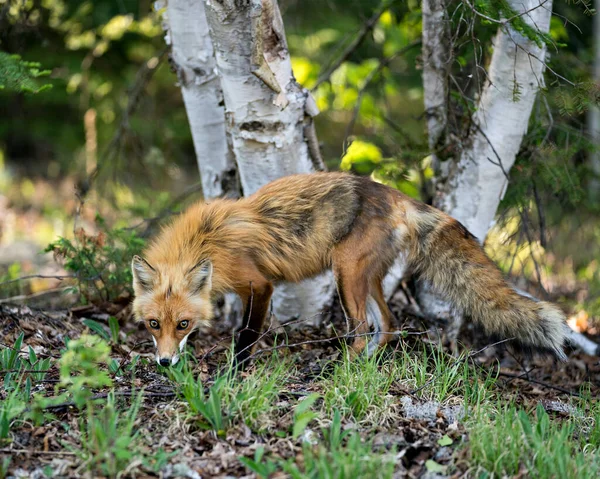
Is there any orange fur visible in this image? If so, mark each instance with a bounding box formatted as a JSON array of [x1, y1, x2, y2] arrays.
[[131, 172, 568, 366]]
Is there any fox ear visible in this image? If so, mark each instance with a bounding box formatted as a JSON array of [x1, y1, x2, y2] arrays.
[[187, 259, 212, 294], [131, 255, 156, 292]]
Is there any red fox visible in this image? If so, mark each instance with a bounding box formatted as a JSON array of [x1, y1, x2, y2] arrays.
[[131, 172, 567, 367]]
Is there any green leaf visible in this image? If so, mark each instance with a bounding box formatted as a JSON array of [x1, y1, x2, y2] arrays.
[[82, 319, 110, 341], [294, 393, 320, 416], [437, 434, 453, 447], [28, 346, 37, 365], [293, 411, 317, 440], [108, 316, 120, 343], [425, 460, 446, 473]]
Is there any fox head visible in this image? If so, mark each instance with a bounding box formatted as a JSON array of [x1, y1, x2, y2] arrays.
[[131, 255, 214, 367]]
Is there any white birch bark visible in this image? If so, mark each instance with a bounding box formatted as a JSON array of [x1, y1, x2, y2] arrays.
[[159, 0, 242, 327], [204, 0, 333, 325], [159, 0, 239, 199], [436, 0, 552, 239], [418, 0, 554, 322]]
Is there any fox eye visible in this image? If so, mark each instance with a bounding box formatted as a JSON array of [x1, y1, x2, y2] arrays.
[[148, 319, 160, 330], [177, 320, 189, 330]]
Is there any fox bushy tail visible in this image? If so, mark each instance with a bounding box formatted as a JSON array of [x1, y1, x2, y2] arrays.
[[410, 211, 567, 360]]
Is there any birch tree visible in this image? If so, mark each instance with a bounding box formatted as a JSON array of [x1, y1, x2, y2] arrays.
[[159, 0, 239, 199], [413, 0, 599, 354], [162, 0, 333, 325], [203, 0, 332, 326]]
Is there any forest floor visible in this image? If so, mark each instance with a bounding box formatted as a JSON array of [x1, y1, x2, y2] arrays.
[[1, 293, 600, 479]]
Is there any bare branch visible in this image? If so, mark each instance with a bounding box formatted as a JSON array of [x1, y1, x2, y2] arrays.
[[312, 0, 396, 89]]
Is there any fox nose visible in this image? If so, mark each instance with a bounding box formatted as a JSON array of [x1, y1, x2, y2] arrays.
[[159, 358, 171, 367]]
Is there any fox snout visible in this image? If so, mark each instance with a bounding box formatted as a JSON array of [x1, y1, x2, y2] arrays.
[[154, 338, 184, 367], [157, 354, 179, 367]]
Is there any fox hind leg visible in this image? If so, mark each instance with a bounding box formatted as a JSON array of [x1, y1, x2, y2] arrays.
[[333, 262, 370, 356], [366, 278, 393, 356], [333, 265, 392, 357]]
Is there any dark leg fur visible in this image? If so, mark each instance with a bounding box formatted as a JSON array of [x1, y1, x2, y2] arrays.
[[234, 281, 273, 369]]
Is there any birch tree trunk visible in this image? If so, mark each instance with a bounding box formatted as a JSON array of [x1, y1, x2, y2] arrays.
[[160, 0, 240, 199], [418, 0, 554, 323], [435, 0, 552, 240], [159, 0, 243, 326], [204, 0, 333, 325], [414, 0, 598, 354], [398, 0, 550, 322]]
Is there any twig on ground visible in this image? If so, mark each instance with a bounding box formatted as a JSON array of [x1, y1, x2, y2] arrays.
[[0, 448, 76, 456], [497, 371, 580, 397], [42, 390, 177, 412]]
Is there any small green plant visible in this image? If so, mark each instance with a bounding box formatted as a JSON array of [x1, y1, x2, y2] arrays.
[[394, 344, 482, 403], [283, 411, 395, 478], [0, 387, 26, 442], [293, 393, 320, 440], [58, 334, 113, 408], [109, 316, 120, 343], [468, 403, 600, 478], [74, 390, 143, 477], [45, 215, 145, 304], [0, 456, 11, 479], [238, 446, 278, 479], [173, 353, 292, 434], [173, 369, 227, 434], [321, 348, 395, 421], [224, 354, 291, 432], [141, 448, 179, 474], [1, 333, 52, 392]]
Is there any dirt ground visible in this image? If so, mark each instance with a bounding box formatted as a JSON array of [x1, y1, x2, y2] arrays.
[[1, 294, 599, 478]]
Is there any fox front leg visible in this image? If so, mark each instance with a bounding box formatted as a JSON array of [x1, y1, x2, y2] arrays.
[[234, 280, 274, 369]]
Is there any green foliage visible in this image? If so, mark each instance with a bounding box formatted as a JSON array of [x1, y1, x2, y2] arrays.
[[1, 333, 52, 391], [0, 387, 26, 443], [173, 354, 292, 435], [0, 456, 10, 479], [58, 334, 113, 408], [73, 390, 143, 477], [0, 263, 22, 299], [45, 215, 145, 304], [321, 349, 395, 421], [239, 411, 396, 478], [0, 52, 52, 94], [108, 316, 120, 343], [468, 403, 600, 478], [238, 446, 278, 479], [174, 370, 227, 434], [340, 139, 383, 173], [293, 393, 320, 440], [141, 448, 179, 474], [282, 411, 396, 478]]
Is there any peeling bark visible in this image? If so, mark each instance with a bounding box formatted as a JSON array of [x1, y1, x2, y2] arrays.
[[160, 0, 240, 199], [160, 0, 242, 326], [204, 0, 333, 325]]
